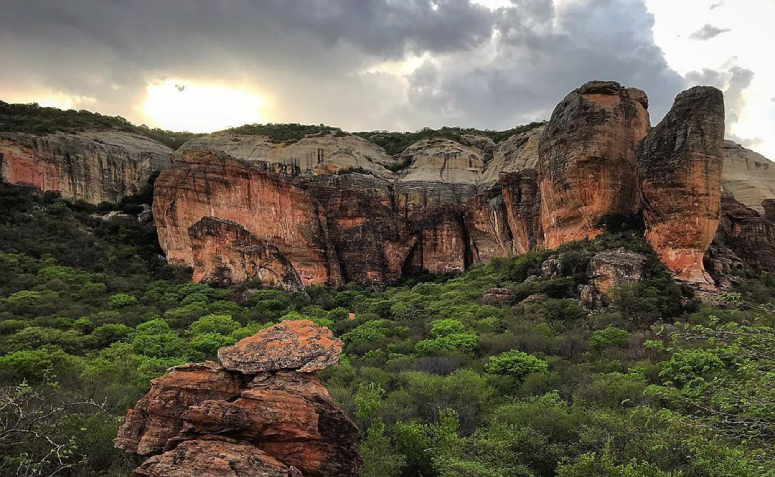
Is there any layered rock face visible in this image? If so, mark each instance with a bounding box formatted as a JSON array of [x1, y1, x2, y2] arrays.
[[636, 86, 725, 288], [157, 128, 549, 287], [0, 131, 171, 204], [721, 140, 775, 213], [153, 149, 343, 287], [537, 81, 650, 249], [116, 320, 361, 477]]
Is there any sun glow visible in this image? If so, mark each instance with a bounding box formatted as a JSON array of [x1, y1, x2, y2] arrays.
[[142, 80, 266, 133]]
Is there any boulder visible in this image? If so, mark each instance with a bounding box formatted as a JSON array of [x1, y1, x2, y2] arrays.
[[217, 320, 343, 374], [636, 86, 725, 289], [482, 288, 516, 307], [116, 321, 360, 477], [135, 437, 302, 477], [537, 81, 650, 249], [586, 249, 646, 294], [114, 361, 244, 456]]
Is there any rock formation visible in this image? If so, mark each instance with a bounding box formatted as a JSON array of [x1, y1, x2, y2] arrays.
[[152, 149, 343, 287], [537, 81, 650, 249], [0, 131, 171, 204], [499, 170, 542, 254], [188, 217, 304, 291], [116, 320, 361, 477], [708, 195, 775, 283], [636, 86, 725, 288]]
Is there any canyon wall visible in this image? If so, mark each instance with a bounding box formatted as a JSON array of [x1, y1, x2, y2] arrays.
[[6, 81, 774, 291], [0, 131, 171, 204]]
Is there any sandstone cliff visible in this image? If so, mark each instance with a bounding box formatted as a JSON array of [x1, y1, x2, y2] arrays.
[[116, 320, 361, 477], [636, 86, 725, 288], [152, 149, 343, 287], [721, 140, 775, 213], [537, 81, 650, 249], [0, 131, 171, 204]]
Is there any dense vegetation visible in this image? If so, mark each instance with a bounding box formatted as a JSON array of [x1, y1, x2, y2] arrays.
[[0, 181, 773, 477], [0, 101, 200, 149]]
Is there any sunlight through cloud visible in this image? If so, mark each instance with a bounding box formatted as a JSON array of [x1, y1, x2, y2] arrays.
[[142, 80, 266, 133]]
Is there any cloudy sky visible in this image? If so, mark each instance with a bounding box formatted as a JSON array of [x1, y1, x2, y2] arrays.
[[1, 0, 772, 157]]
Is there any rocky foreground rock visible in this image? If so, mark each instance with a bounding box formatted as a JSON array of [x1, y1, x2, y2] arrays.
[[115, 320, 361, 477]]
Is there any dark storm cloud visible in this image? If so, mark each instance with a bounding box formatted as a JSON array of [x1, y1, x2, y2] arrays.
[[403, 0, 686, 128], [0, 0, 686, 131], [690, 24, 731, 41]]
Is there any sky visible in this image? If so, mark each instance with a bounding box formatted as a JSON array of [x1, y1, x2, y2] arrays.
[[0, 0, 772, 157]]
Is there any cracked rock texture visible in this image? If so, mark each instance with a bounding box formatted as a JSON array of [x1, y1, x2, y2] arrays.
[[116, 320, 360, 477]]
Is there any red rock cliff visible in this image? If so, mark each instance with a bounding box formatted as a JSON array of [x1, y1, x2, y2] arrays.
[[153, 149, 343, 287], [636, 86, 725, 288], [537, 81, 650, 249]]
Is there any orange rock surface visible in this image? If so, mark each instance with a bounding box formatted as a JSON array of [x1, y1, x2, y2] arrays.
[[537, 81, 650, 249], [217, 320, 343, 374], [187, 217, 304, 291], [636, 86, 725, 288], [116, 321, 360, 477], [152, 149, 343, 287]]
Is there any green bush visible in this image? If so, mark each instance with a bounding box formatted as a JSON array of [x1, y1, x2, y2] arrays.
[[109, 293, 138, 309], [485, 350, 548, 380], [588, 326, 631, 352]]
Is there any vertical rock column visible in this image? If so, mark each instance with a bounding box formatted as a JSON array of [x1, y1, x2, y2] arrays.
[[636, 86, 725, 288], [537, 81, 650, 249]]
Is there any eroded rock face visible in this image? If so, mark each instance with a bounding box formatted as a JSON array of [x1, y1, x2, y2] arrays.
[[153, 149, 343, 287], [711, 195, 775, 275], [537, 81, 650, 249], [218, 320, 342, 374], [188, 217, 304, 291], [636, 86, 725, 288], [721, 140, 775, 213], [178, 133, 396, 176], [479, 125, 544, 187], [0, 131, 171, 204], [116, 321, 360, 477], [499, 170, 542, 254]]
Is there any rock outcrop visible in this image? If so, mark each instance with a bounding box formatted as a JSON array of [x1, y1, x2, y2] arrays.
[[586, 249, 646, 294], [636, 86, 725, 288], [116, 320, 361, 477], [188, 217, 304, 291], [537, 81, 650, 249], [153, 149, 343, 287], [0, 131, 171, 204], [499, 170, 541, 254], [709, 195, 775, 280], [721, 140, 775, 213]]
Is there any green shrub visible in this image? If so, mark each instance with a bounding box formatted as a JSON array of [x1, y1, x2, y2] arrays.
[[109, 293, 138, 309], [588, 326, 631, 352], [485, 350, 548, 380]]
